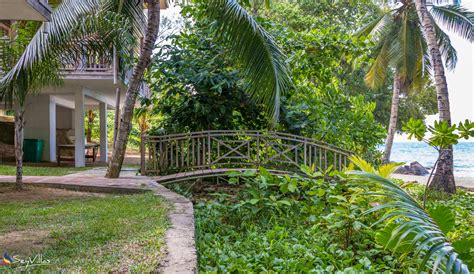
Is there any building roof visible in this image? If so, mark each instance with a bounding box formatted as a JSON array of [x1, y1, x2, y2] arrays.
[[0, 0, 52, 21]]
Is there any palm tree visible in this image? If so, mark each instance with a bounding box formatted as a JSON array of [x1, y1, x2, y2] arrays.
[[359, 0, 472, 165], [360, 1, 472, 186], [0, 58, 61, 189], [106, 0, 160, 177], [106, 0, 291, 177], [358, 1, 433, 164], [412, 0, 473, 193]]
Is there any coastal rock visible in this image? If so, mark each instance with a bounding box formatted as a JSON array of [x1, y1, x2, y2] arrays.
[[409, 161, 429, 175], [394, 161, 429, 176], [395, 165, 412, 174]]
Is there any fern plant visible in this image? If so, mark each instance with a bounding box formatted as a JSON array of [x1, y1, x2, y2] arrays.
[[348, 156, 471, 273]]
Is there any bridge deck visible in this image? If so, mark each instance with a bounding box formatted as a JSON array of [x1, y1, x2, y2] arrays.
[[153, 168, 297, 184]]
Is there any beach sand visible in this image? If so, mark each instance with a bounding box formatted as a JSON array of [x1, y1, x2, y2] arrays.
[[391, 174, 474, 191]]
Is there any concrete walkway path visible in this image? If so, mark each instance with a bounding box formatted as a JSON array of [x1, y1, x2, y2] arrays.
[[0, 168, 197, 274]]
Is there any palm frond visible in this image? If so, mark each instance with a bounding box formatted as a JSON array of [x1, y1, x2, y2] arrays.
[[411, 25, 431, 91], [1, 0, 99, 83], [349, 170, 470, 273], [205, 0, 291, 122], [101, 0, 145, 40], [356, 11, 394, 38], [429, 4, 474, 42], [349, 155, 402, 178], [391, 9, 418, 84], [433, 21, 458, 70], [365, 37, 391, 88]]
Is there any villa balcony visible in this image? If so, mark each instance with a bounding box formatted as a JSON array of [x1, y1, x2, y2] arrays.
[[60, 51, 151, 99], [62, 52, 118, 81]]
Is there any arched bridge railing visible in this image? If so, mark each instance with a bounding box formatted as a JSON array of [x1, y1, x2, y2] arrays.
[[140, 130, 352, 176]]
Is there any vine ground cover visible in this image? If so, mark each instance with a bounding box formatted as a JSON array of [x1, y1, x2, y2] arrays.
[[170, 169, 473, 272]]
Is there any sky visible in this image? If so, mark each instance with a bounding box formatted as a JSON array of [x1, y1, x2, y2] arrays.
[[440, 0, 474, 123]]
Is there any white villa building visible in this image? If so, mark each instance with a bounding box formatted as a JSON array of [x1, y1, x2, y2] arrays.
[[0, 48, 131, 167], [21, 58, 128, 167], [0, 0, 168, 167]]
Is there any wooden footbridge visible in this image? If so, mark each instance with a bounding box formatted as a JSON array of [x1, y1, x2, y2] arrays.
[[140, 130, 352, 184]]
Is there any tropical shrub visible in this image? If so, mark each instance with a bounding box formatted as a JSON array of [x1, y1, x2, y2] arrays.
[[274, 27, 387, 156], [148, 14, 269, 134]]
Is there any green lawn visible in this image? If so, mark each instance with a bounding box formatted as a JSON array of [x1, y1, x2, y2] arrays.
[[0, 188, 170, 272], [0, 164, 92, 176]]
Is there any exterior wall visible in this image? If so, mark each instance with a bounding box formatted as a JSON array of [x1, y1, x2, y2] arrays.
[[24, 94, 56, 162], [56, 105, 73, 129]]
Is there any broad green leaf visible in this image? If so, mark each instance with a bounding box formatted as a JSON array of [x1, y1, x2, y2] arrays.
[[428, 205, 455, 234], [288, 180, 297, 193], [249, 198, 260, 205], [453, 238, 474, 268]]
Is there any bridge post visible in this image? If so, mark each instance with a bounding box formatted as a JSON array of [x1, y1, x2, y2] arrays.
[[140, 134, 146, 175], [256, 131, 260, 168], [207, 132, 211, 167]]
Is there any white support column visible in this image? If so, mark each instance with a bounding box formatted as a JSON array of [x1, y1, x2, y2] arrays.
[[49, 96, 56, 162], [99, 102, 108, 163], [74, 89, 85, 167]]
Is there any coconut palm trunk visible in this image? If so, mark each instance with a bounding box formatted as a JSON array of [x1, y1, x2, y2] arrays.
[[14, 105, 25, 190], [106, 0, 160, 178], [382, 72, 402, 164], [414, 0, 455, 193]]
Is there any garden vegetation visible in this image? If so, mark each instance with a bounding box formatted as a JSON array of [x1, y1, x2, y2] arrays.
[[177, 164, 473, 272]]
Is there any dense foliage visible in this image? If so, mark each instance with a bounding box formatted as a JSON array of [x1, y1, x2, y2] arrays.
[[181, 168, 473, 272], [148, 20, 269, 133], [148, 3, 377, 157], [263, 2, 436, 155], [144, 1, 437, 160], [266, 3, 384, 155]]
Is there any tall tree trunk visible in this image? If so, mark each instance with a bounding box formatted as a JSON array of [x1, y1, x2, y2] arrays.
[[382, 72, 401, 164], [414, 0, 455, 193], [14, 105, 25, 190], [106, 0, 160, 178]]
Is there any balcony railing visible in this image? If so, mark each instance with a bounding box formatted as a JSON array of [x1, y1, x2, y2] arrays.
[[62, 52, 115, 75]]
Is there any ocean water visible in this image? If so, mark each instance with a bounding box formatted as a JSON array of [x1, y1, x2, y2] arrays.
[[386, 142, 474, 179]]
